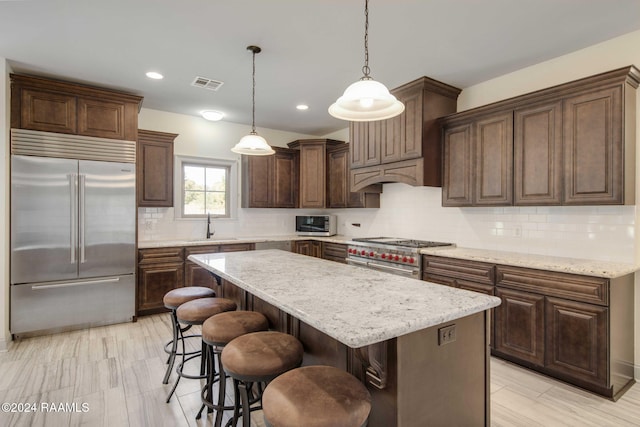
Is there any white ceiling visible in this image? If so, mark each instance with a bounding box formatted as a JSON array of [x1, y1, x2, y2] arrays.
[[2, 0, 640, 136]]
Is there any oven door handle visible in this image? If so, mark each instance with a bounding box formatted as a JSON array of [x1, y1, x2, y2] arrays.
[[368, 262, 415, 275]]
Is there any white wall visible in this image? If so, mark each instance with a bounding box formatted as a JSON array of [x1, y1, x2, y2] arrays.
[[0, 58, 10, 351]]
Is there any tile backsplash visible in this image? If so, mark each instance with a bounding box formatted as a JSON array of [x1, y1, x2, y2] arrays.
[[139, 183, 636, 263]]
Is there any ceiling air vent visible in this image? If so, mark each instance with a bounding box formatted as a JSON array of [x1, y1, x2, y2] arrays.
[[191, 76, 224, 91]]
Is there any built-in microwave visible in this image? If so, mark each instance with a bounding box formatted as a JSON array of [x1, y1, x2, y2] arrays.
[[295, 215, 337, 236]]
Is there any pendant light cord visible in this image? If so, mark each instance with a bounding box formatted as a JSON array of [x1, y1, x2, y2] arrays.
[[362, 0, 370, 79], [251, 48, 257, 133]]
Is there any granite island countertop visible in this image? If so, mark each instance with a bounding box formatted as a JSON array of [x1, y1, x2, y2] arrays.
[[420, 246, 639, 279], [189, 249, 501, 348]]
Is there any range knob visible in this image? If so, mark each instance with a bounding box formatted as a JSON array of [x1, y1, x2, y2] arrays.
[[361, 250, 367, 256], [402, 256, 408, 263], [348, 248, 353, 254], [369, 251, 375, 257], [394, 255, 400, 261], [408, 257, 415, 264], [381, 253, 387, 259]]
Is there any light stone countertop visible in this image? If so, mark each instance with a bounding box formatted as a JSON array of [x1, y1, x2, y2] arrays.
[[420, 246, 639, 279], [189, 249, 501, 348], [138, 234, 353, 249]]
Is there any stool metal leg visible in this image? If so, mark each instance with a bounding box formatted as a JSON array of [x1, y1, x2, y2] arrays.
[[238, 381, 251, 427], [162, 309, 179, 384], [213, 347, 227, 427]]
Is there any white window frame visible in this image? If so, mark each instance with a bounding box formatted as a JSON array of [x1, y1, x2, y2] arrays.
[[174, 155, 238, 220]]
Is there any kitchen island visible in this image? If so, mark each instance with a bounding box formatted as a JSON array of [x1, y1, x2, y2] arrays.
[[190, 249, 501, 427]]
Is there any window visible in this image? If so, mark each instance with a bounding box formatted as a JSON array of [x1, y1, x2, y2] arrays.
[[175, 156, 238, 219]]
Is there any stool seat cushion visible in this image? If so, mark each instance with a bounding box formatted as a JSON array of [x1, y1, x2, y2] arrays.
[[222, 331, 303, 380], [176, 297, 237, 324], [262, 365, 371, 427], [163, 286, 216, 309], [202, 311, 269, 346]]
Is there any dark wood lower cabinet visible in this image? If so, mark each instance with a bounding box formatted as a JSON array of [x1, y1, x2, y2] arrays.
[[294, 240, 322, 258], [424, 254, 634, 399], [321, 242, 348, 263], [545, 297, 608, 388], [494, 287, 545, 366], [136, 243, 254, 316]]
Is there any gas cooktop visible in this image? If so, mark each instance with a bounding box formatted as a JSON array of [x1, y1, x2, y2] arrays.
[[351, 237, 453, 249]]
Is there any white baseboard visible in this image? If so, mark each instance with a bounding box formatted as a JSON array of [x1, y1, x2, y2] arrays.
[[0, 337, 9, 352]]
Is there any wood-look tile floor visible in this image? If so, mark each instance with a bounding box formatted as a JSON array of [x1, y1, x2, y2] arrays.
[[0, 313, 638, 427]]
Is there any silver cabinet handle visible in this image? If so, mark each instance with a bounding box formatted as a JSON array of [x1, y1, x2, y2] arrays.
[[32, 277, 121, 290], [79, 174, 86, 263], [69, 173, 77, 263]]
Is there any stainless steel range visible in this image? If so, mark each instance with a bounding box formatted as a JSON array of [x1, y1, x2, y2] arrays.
[[346, 237, 453, 278]]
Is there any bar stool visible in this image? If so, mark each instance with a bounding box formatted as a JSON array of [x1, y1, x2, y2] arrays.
[[162, 286, 216, 384], [262, 365, 372, 427], [221, 331, 304, 427], [197, 310, 270, 424], [166, 297, 237, 403]]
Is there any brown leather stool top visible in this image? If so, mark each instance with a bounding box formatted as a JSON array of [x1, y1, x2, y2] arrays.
[[163, 286, 216, 309], [202, 311, 269, 346], [262, 365, 372, 427], [176, 297, 237, 325], [221, 331, 303, 382]]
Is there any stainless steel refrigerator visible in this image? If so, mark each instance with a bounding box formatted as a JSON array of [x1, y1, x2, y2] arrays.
[[11, 153, 136, 335]]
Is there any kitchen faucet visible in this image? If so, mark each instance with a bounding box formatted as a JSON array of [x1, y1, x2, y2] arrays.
[[206, 213, 214, 239]]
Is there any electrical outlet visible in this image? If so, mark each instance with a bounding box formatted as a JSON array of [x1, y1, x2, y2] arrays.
[[438, 325, 456, 346]]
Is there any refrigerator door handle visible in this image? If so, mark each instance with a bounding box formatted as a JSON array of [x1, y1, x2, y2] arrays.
[[79, 174, 86, 263], [69, 173, 77, 264], [31, 276, 121, 290]]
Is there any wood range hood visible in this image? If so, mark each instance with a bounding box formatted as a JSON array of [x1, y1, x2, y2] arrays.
[[348, 76, 461, 191]]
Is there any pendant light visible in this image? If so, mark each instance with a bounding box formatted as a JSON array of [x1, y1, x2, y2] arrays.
[[231, 45, 275, 155], [328, 0, 404, 121]]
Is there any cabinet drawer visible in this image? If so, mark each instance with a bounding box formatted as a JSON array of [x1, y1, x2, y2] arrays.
[[323, 243, 347, 263], [496, 265, 608, 306], [423, 255, 494, 286], [185, 245, 219, 257], [138, 247, 184, 264]]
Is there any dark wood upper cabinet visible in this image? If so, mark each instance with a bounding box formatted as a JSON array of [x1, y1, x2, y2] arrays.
[[137, 129, 177, 208], [474, 111, 513, 206], [11, 74, 142, 141], [327, 143, 380, 209], [288, 139, 381, 209], [563, 85, 628, 205], [349, 76, 461, 191], [441, 66, 639, 207], [514, 101, 563, 205], [241, 147, 299, 208], [288, 139, 342, 209]]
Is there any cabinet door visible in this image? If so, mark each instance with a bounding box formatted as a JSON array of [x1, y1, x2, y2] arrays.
[[78, 97, 126, 139], [137, 130, 176, 208], [442, 122, 473, 206], [327, 146, 349, 208], [545, 297, 608, 388], [514, 101, 563, 205], [273, 150, 299, 208], [294, 240, 322, 258], [494, 287, 544, 366], [299, 142, 327, 208], [563, 85, 623, 204], [137, 262, 185, 314], [397, 86, 422, 161], [242, 155, 272, 208], [349, 122, 368, 168], [474, 111, 513, 206], [20, 88, 77, 134], [184, 245, 220, 293]]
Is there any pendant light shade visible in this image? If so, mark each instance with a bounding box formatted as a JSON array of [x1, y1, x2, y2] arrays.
[[329, 0, 404, 122], [232, 45, 275, 156]]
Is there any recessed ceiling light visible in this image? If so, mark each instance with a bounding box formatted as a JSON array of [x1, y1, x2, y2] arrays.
[[146, 71, 164, 80], [296, 104, 309, 111], [201, 110, 225, 121]]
